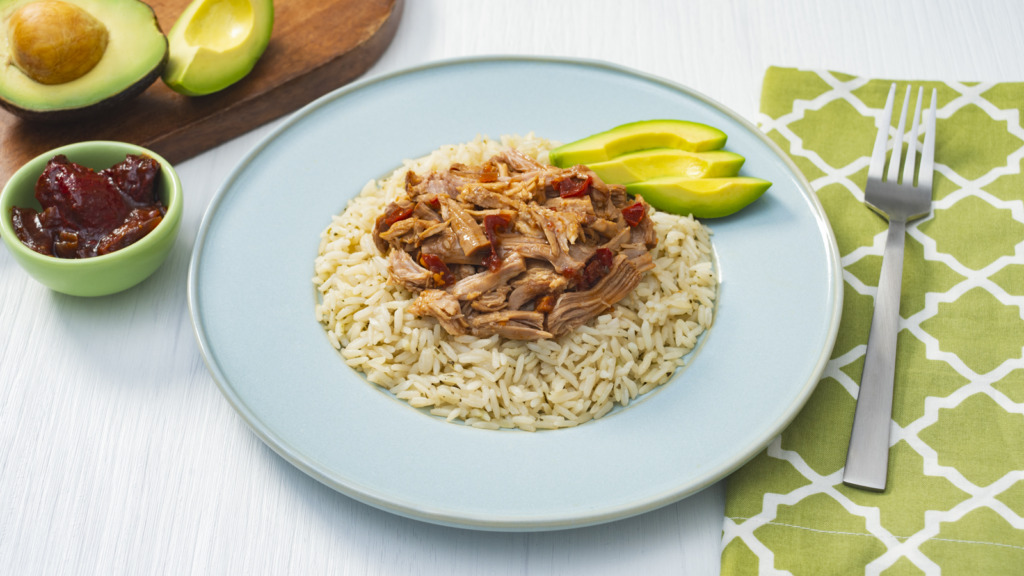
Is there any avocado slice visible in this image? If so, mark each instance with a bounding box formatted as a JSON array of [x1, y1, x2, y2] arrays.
[[0, 0, 167, 121], [162, 0, 274, 96], [626, 176, 771, 218], [586, 148, 745, 185], [549, 119, 727, 168]]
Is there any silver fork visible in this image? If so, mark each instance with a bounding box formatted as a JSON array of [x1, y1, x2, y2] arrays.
[[843, 84, 937, 491]]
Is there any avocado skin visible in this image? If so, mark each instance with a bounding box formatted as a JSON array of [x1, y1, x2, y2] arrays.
[[587, 148, 745, 185], [0, 51, 166, 122], [0, 0, 168, 122], [626, 176, 771, 219], [549, 119, 727, 167]]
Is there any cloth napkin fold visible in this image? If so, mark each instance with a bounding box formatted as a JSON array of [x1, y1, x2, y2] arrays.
[[720, 67, 1024, 575]]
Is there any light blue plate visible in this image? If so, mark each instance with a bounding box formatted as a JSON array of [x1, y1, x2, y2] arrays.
[[188, 56, 842, 531]]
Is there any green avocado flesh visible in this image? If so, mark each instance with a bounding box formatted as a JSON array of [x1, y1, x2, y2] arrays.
[[627, 176, 772, 218], [0, 0, 167, 121], [586, 148, 745, 184], [162, 0, 274, 96], [549, 119, 727, 167]]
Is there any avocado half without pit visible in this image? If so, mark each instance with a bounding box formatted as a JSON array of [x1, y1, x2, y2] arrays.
[[162, 0, 274, 96], [0, 0, 167, 121]]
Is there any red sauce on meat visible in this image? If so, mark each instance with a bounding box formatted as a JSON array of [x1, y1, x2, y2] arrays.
[[10, 154, 165, 259], [482, 213, 512, 271]]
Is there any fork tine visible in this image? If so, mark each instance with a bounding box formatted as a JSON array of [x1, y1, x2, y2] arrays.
[[869, 84, 897, 181], [917, 88, 938, 191], [902, 87, 924, 185], [886, 87, 912, 183]]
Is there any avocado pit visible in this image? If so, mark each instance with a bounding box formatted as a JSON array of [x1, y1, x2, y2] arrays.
[[8, 0, 108, 85]]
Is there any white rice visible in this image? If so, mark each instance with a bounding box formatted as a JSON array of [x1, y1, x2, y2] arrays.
[[313, 134, 717, 431]]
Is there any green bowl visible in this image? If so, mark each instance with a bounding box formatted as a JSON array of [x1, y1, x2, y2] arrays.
[[0, 141, 183, 297]]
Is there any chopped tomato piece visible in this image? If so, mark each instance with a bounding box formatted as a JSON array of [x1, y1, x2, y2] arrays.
[[554, 175, 592, 198], [580, 248, 614, 289], [419, 253, 455, 286], [483, 213, 512, 245], [381, 203, 415, 230], [622, 201, 646, 227]]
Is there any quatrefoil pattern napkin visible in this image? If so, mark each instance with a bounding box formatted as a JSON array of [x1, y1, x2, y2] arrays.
[[720, 67, 1024, 574]]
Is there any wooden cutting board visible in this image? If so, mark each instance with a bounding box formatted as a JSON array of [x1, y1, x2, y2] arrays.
[[0, 0, 403, 185]]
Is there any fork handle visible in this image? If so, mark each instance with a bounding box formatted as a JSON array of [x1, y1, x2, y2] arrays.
[[843, 217, 907, 491]]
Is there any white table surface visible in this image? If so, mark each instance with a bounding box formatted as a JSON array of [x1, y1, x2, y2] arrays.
[[3, 1, 1023, 574]]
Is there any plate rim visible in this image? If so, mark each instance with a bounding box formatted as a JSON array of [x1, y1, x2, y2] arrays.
[[187, 54, 843, 530]]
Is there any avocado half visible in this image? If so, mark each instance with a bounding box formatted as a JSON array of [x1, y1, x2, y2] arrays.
[[0, 0, 168, 122], [162, 0, 274, 96]]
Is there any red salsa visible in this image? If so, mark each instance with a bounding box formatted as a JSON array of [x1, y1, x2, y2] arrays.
[[10, 154, 165, 259]]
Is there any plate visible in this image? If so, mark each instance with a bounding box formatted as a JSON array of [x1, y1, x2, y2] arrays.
[[188, 56, 842, 531]]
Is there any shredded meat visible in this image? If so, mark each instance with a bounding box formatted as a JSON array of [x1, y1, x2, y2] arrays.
[[546, 253, 655, 337], [440, 195, 491, 256], [387, 249, 432, 292], [373, 148, 657, 340], [407, 290, 468, 335], [508, 265, 568, 311], [449, 251, 527, 300]]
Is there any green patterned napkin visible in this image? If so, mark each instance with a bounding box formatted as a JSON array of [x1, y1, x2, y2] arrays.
[[720, 68, 1024, 574]]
